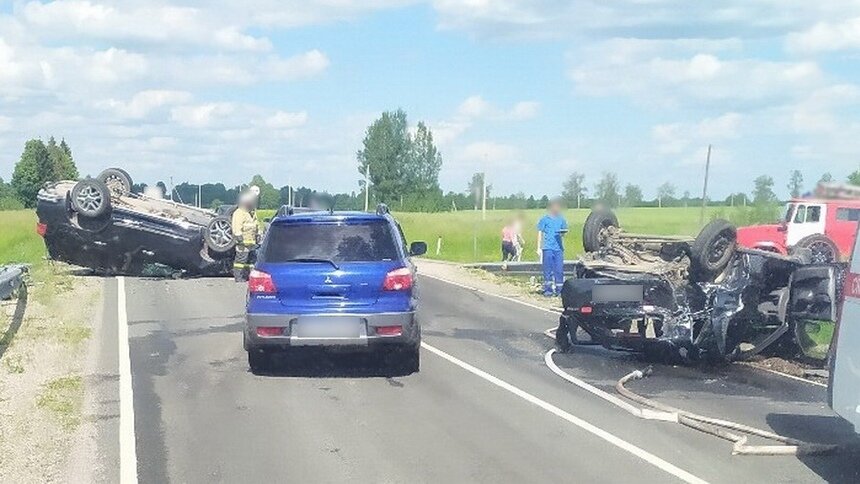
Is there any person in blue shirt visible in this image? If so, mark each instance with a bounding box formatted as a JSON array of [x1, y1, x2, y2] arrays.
[[536, 198, 568, 296]]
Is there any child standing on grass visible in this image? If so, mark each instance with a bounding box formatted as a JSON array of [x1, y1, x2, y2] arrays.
[[501, 222, 516, 262], [536, 198, 568, 296]]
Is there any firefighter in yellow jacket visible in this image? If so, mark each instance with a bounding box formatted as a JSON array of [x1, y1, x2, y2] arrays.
[[232, 192, 259, 282]]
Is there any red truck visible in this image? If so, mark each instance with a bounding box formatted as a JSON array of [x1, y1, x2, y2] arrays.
[[736, 183, 860, 263]]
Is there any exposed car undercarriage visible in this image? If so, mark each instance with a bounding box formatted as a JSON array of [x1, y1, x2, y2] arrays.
[[558, 210, 841, 362], [36, 168, 237, 276]]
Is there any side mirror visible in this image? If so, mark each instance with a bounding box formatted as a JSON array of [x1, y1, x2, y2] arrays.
[[777, 222, 787, 232], [409, 241, 427, 256]]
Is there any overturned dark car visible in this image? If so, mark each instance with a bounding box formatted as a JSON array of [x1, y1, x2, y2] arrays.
[[556, 210, 842, 362], [36, 168, 236, 276]]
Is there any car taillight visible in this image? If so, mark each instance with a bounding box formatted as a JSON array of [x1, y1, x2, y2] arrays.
[[383, 267, 413, 291], [579, 306, 593, 314], [376, 325, 402, 336], [36, 223, 47, 237], [249, 269, 276, 294], [256, 327, 284, 337]]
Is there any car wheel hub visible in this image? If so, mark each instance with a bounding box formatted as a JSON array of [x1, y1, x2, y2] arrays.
[[77, 186, 103, 212]]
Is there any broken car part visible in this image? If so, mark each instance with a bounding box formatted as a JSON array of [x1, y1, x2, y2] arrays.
[[0, 265, 28, 301]]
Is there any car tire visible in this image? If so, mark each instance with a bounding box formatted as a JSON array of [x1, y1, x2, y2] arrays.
[[794, 234, 839, 264], [97, 168, 133, 196], [69, 178, 112, 218], [690, 219, 736, 281], [248, 348, 271, 374], [388, 344, 419, 374], [582, 209, 619, 252], [203, 215, 236, 253]]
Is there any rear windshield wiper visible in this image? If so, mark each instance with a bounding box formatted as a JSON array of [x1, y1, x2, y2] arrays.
[[284, 258, 340, 270]]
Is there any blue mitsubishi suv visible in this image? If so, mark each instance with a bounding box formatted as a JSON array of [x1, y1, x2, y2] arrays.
[[244, 204, 426, 374]]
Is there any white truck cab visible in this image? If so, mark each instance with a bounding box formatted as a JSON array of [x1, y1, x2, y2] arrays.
[[785, 202, 826, 246], [830, 223, 860, 432]]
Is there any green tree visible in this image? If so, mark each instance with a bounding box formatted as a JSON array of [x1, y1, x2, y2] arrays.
[[561, 172, 587, 207], [356, 109, 413, 205], [467, 172, 491, 210], [848, 170, 860, 186], [788, 170, 803, 198], [594, 172, 620, 207], [656, 182, 676, 207], [753, 175, 778, 205], [624, 184, 643, 206], [819, 172, 833, 184], [46, 136, 78, 180], [248, 174, 280, 210], [11, 139, 54, 208], [409, 122, 443, 194]]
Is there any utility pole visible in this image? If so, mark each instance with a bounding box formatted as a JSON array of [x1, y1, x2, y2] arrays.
[[198, 183, 202, 208], [481, 153, 487, 221], [363, 165, 370, 212], [169, 176, 174, 201], [481, 172, 487, 220], [700, 144, 712, 226]]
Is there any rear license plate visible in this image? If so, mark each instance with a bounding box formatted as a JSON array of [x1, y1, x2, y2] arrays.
[[294, 317, 362, 338], [593, 284, 643, 303]]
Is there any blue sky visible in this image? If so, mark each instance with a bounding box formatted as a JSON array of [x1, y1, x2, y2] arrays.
[[2, 1, 860, 199]]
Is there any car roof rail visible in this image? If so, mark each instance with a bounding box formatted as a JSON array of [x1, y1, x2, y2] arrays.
[[376, 203, 390, 216]]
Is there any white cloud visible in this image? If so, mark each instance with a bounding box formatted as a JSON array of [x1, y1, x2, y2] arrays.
[[262, 111, 309, 129], [569, 41, 823, 106], [98, 90, 192, 119], [457, 95, 492, 118], [652, 113, 742, 156], [432, 0, 860, 40], [788, 17, 860, 53], [171, 103, 236, 128], [456, 95, 540, 121]]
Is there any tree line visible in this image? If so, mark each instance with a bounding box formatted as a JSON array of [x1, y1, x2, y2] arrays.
[[3, 114, 860, 213]]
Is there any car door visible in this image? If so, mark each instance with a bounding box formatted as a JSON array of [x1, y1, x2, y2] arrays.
[[830, 223, 860, 432], [787, 203, 827, 246]]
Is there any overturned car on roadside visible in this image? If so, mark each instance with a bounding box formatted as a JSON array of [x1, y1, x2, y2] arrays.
[[556, 210, 842, 362], [36, 168, 236, 276]]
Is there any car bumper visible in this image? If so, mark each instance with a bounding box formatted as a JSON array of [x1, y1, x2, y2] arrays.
[[244, 311, 419, 350]]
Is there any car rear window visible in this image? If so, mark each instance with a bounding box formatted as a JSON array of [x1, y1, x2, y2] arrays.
[[263, 221, 400, 262]]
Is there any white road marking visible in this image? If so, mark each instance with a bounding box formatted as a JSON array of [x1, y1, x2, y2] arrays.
[[420, 273, 562, 314], [421, 341, 708, 484], [117, 277, 139, 484], [423, 273, 827, 387]]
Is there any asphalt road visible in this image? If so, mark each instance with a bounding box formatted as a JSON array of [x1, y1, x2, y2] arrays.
[[100, 274, 860, 483]]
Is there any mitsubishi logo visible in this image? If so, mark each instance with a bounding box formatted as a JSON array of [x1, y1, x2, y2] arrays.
[[324, 276, 333, 284]]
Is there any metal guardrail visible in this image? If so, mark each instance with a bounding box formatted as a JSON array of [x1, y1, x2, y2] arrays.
[[0, 264, 28, 300]]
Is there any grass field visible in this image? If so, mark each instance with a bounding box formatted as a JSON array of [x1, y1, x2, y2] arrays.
[[258, 206, 750, 263], [0, 210, 44, 265]]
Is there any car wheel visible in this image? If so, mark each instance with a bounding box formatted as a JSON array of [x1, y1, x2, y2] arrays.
[[248, 349, 271, 374], [204, 216, 236, 253], [690, 219, 736, 281], [97, 168, 133, 196], [556, 315, 573, 352], [794, 234, 839, 264], [70, 179, 112, 218], [582, 209, 619, 252], [387, 344, 419, 374]]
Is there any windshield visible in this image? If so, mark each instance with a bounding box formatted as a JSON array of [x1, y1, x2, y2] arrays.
[[263, 221, 399, 262]]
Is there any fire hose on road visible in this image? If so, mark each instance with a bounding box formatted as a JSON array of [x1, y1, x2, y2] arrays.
[[543, 340, 839, 456]]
